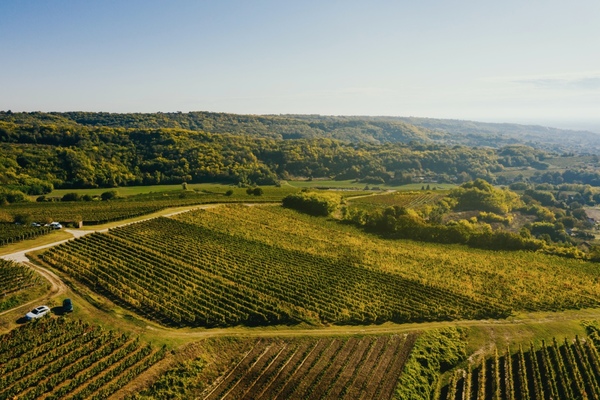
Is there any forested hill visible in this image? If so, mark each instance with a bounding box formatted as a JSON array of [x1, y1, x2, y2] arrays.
[[0, 117, 506, 193], [2, 110, 600, 196], [393, 116, 600, 152], [1, 111, 599, 152], [0, 111, 437, 144]]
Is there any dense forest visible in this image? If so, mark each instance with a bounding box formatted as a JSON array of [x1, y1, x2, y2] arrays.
[[1, 111, 600, 198]]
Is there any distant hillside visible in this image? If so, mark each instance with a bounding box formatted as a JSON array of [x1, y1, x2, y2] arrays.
[[1, 111, 598, 152], [393, 116, 600, 152], [0, 111, 438, 144]]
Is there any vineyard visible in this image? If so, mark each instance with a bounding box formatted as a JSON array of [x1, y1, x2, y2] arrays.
[[348, 191, 444, 211], [175, 205, 600, 312], [3, 186, 298, 225], [0, 260, 45, 312], [0, 317, 165, 400], [38, 215, 507, 328], [440, 330, 600, 400], [139, 334, 417, 400], [0, 223, 54, 247]]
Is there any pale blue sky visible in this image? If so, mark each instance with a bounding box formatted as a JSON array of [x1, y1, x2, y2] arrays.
[[1, 1, 599, 130]]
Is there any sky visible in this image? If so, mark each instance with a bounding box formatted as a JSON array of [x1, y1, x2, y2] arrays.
[[1, 0, 599, 131]]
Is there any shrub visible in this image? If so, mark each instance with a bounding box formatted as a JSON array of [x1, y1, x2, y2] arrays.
[[101, 190, 118, 201]]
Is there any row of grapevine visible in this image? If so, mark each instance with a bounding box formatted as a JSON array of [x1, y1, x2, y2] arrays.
[[0, 259, 40, 296], [349, 191, 444, 210], [0, 260, 44, 312], [40, 215, 509, 328], [200, 334, 418, 400], [441, 335, 600, 400], [0, 317, 165, 400], [0, 223, 54, 246], [184, 205, 600, 312], [3, 189, 291, 225]]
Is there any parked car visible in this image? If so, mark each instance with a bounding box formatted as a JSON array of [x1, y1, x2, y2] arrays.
[[49, 222, 62, 229], [63, 298, 73, 313], [25, 305, 50, 321]]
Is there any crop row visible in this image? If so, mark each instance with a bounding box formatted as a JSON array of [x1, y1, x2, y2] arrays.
[[442, 335, 600, 400], [350, 191, 444, 209], [0, 223, 54, 247], [41, 215, 509, 328], [115, 218, 509, 322], [3, 190, 287, 225], [0, 318, 165, 400], [188, 205, 600, 313], [0, 260, 41, 298], [202, 334, 418, 400]]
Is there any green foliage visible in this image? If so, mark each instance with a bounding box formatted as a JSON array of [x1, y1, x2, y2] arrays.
[[477, 211, 511, 224], [450, 179, 522, 214], [529, 222, 571, 243], [509, 182, 529, 190], [61, 192, 81, 202], [100, 190, 118, 201], [282, 191, 341, 216], [134, 359, 205, 399], [524, 189, 556, 206], [0, 113, 532, 191], [245, 187, 264, 196], [350, 204, 543, 253], [395, 328, 467, 400], [0, 188, 28, 205], [520, 203, 556, 222]]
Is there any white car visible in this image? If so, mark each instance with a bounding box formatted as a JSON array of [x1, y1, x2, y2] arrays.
[[49, 222, 62, 229], [25, 305, 50, 321]]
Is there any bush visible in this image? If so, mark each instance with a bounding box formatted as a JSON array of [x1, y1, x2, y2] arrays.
[[61, 192, 81, 202], [101, 190, 118, 201]]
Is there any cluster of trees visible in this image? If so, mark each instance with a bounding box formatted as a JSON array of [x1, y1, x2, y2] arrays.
[[528, 168, 600, 187], [343, 181, 590, 258], [449, 179, 522, 214], [282, 191, 342, 216], [345, 204, 545, 252]]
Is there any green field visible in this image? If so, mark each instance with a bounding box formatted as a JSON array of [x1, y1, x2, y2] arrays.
[[284, 179, 456, 191], [38, 183, 276, 199]]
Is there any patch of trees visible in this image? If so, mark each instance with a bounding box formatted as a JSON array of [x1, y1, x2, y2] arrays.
[[344, 181, 589, 259], [344, 204, 544, 252], [282, 192, 341, 216], [0, 120, 513, 195], [449, 179, 522, 214]]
